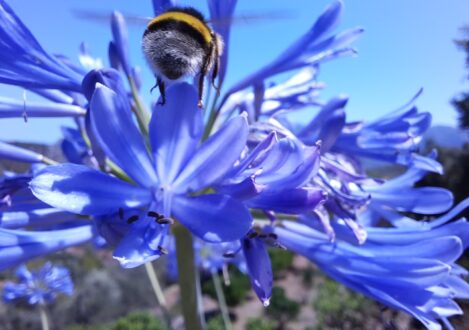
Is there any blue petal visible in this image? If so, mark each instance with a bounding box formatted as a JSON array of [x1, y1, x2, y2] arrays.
[[226, 1, 360, 95], [61, 127, 88, 164], [172, 194, 252, 242], [113, 218, 167, 268], [0, 225, 93, 271], [0, 1, 82, 91], [217, 176, 265, 200], [111, 12, 131, 77], [0, 96, 85, 118], [30, 164, 151, 215], [0, 141, 43, 163], [298, 96, 347, 151], [242, 237, 272, 306], [255, 138, 305, 184], [149, 83, 203, 186], [371, 187, 453, 214], [152, 0, 177, 15], [90, 83, 158, 188], [208, 0, 237, 85], [173, 114, 248, 193], [0, 207, 74, 229], [226, 131, 277, 178], [82, 68, 124, 101], [261, 143, 321, 190], [247, 188, 326, 214]]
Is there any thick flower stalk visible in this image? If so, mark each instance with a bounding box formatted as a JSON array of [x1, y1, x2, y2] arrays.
[[0, 0, 467, 329]]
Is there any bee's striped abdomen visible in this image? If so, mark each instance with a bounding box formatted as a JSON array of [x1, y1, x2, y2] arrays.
[[145, 9, 212, 47]]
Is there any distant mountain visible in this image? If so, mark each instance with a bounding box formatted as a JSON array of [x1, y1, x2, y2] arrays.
[[422, 125, 469, 149]]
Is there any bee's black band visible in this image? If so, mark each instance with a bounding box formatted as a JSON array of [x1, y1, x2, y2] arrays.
[[144, 19, 208, 49]]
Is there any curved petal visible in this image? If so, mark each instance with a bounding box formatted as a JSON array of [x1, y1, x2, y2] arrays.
[[0, 225, 93, 271], [89, 83, 158, 188], [30, 164, 151, 215], [113, 218, 167, 268], [371, 187, 453, 214], [149, 83, 203, 185], [0, 1, 83, 91], [173, 114, 248, 193], [243, 237, 272, 306], [152, 0, 177, 15], [247, 188, 327, 214], [0, 207, 74, 229], [217, 176, 265, 200], [0, 141, 43, 163], [0, 97, 85, 118], [172, 194, 252, 242], [111, 12, 131, 77]]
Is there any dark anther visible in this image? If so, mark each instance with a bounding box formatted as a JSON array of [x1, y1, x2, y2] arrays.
[[147, 211, 162, 219], [268, 233, 278, 240], [147, 211, 173, 224], [126, 215, 139, 224], [158, 245, 168, 255], [247, 231, 259, 239], [223, 252, 236, 258], [118, 208, 124, 220], [258, 233, 268, 239]]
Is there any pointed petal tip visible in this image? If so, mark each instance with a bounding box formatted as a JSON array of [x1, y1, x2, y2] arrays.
[[113, 254, 161, 269]]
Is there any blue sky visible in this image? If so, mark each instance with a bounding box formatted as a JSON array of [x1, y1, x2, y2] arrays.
[[1, 0, 468, 143]]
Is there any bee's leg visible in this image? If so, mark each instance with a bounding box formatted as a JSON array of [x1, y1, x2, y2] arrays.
[[198, 49, 213, 109], [197, 73, 205, 109], [211, 39, 221, 94], [152, 76, 166, 105]]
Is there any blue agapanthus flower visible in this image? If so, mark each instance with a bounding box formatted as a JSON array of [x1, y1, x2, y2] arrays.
[[0, 0, 468, 328], [3, 262, 73, 305]]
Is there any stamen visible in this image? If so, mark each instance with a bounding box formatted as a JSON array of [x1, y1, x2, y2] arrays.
[[22, 90, 28, 123], [268, 233, 278, 240], [126, 215, 139, 224], [247, 231, 259, 239], [223, 252, 236, 258], [157, 217, 174, 225], [158, 245, 168, 255], [147, 211, 174, 224], [147, 211, 162, 219]]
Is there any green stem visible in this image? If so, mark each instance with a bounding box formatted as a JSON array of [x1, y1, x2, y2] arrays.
[[202, 88, 223, 141], [39, 304, 49, 330], [212, 272, 233, 330], [144, 262, 173, 328], [174, 225, 202, 330], [128, 76, 150, 136]]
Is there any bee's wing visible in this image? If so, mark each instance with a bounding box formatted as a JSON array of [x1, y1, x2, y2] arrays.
[[207, 10, 296, 28], [73, 9, 152, 26]]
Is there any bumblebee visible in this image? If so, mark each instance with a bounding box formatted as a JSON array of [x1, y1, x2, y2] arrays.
[[142, 7, 223, 108]]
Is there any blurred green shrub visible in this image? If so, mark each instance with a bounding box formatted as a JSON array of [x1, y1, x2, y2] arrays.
[[268, 249, 294, 274], [266, 287, 300, 325], [66, 311, 167, 330], [203, 267, 251, 306], [313, 278, 371, 329], [245, 318, 276, 330]]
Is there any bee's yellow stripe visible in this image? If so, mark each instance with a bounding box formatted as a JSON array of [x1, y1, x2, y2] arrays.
[[148, 12, 212, 44]]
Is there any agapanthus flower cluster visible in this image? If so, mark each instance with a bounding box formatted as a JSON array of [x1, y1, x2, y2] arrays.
[[3, 263, 73, 305], [0, 0, 468, 329]]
